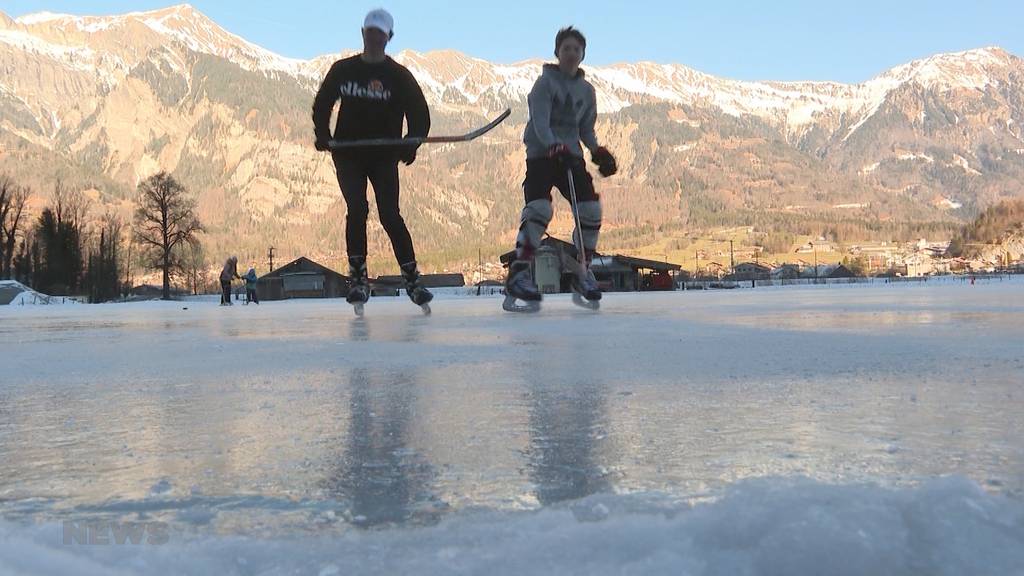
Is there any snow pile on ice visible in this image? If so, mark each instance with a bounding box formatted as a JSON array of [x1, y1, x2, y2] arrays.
[[1, 476, 1020, 575], [0, 280, 78, 305], [1, 280, 42, 305]]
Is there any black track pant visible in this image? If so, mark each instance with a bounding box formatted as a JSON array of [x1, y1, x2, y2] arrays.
[[220, 280, 231, 304], [332, 153, 415, 265]]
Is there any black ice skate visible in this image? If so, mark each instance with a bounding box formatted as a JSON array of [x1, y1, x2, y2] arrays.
[[571, 266, 601, 310], [400, 261, 433, 315], [347, 257, 370, 316], [503, 261, 542, 313]]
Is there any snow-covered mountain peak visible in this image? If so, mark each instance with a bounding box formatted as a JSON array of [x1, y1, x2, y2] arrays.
[[879, 47, 1014, 90], [9, 5, 307, 77]]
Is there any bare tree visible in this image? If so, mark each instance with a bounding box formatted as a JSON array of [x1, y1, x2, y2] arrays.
[[51, 179, 91, 234], [133, 172, 203, 300], [1, 175, 31, 280], [181, 240, 210, 296]]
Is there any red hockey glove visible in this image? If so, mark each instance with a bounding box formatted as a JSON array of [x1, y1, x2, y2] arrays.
[[547, 143, 572, 160]]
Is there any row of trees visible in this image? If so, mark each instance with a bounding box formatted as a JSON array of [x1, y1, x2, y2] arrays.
[[947, 198, 1024, 258], [5, 166, 1018, 301], [0, 176, 29, 280], [0, 172, 203, 302]]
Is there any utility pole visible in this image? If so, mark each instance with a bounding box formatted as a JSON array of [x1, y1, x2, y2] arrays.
[[268, 246, 275, 272], [125, 235, 132, 293], [812, 242, 818, 281], [729, 239, 735, 274]]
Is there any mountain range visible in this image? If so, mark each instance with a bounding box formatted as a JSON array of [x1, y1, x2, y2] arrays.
[[2, 4, 1023, 272]]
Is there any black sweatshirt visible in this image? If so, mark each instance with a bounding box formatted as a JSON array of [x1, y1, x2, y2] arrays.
[[312, 55, 430, 151]]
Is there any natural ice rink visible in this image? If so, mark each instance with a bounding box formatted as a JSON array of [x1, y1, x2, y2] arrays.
[[2, 279, 1023, 575]]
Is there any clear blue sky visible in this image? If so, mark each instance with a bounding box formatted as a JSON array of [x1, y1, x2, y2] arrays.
[[6, 1, 1023, 83]]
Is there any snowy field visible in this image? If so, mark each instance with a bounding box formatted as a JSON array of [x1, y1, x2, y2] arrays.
[[1, 279, 1023, 575]]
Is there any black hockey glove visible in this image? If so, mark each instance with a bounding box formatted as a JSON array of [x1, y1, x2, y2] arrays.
[[400, 142, 419, 166], [591, 146, 618, 177]]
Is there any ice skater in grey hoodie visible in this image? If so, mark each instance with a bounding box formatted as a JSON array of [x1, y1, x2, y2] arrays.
[[505, 26, 618, 311]]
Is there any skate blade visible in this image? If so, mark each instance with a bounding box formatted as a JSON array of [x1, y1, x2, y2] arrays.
[[420, 303, 431, 315], [572, 292, 600, 310], [503, 294, 541, 313], [353, 302, 365, 317]]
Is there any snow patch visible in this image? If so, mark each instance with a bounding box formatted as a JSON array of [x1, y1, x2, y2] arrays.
[[883, 47, 1007, 91], [840, 76, 904, 142], [80, 19, 120, 33], [842, 101, 884, 142], [860, 162, 880, 174], [952, 154, 982, 175], [0, 29, 97, 67], [13, 12, 73, 25], [16, 11, 121, 33], [940, 197, 963, 210], [672, 117, 701, 128], [834, 203, 869, 209], [0, 476, 1020, 576], [589, 67, 686, 104], [492, 63, 541, 97], [49, 109, 61, 137], [0, 28, 124, 89], [0, 280, 74, 306], [138, 10, 308, 78], [898, 153, 935, 163]]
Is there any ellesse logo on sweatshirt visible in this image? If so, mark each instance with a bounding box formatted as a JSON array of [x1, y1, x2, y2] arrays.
[[338, 80, 391, 101]]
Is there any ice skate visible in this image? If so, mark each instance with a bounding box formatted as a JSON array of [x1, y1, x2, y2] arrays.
[[400, 261, 433, 315], [571, 266, 601, 310], [347, 257, 370, 317], [503, 261, 542, 313]]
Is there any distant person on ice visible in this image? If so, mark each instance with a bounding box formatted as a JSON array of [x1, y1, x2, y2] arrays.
[[504, 26, 618, 309], [311, 8, 433, 311], [219, 256, 240, 306], [243, 267, 259, 305]]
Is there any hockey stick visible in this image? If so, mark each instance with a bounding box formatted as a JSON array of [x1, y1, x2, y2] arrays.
[[566, 166, 588, 273], [566, 165, 600, 310], [328, 108, 511, 149]]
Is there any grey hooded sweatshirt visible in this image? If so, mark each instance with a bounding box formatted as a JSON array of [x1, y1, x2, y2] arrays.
[[523, 64, 600, 160]]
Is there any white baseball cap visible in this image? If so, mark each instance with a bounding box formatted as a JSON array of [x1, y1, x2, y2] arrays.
[[363, 8, 394, 38]]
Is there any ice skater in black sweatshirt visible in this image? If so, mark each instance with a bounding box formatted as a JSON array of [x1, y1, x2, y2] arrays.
[[312, 8, 433, 309]]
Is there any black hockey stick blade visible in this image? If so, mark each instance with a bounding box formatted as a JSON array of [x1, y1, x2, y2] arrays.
[[327, 109, 511, 149]]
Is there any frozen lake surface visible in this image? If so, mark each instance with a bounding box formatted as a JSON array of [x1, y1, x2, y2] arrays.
[[2, 280, 1023, 574]]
